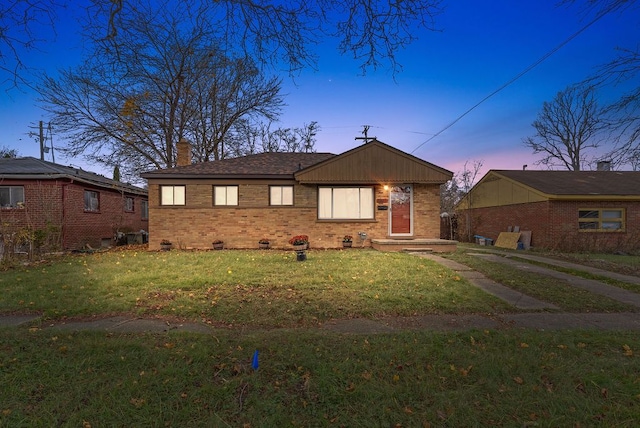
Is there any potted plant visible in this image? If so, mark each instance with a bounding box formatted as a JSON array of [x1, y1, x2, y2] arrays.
[[342, 235, 353, 248], [258, 238, 270, 249], [160, 239, 172, 251], [288, 234, 309, 251], [212, 239, 224, 250]]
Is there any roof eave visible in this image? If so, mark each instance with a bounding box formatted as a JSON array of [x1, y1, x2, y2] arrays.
[[141, 173, 296, 180], [296, 178, 450, 184], [0, 173, 147, 195], [547, 194, 640, 201]]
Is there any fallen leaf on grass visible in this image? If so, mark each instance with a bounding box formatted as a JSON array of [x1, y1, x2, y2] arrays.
[[130, 398, 145, 408], [513, 376, 524, 385], [623, 344, 633, 357], [458, 365, 473, 377]]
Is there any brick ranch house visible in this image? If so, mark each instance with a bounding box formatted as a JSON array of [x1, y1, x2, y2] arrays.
[[456, 169, 640, 252], [0, 157, 148, 251], [141, 139, 456, 251]]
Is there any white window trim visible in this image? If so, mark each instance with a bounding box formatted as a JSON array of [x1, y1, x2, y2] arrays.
[[270, 185, 294, 206], [318, 186, 374, 220], [160, 185, 186, 206], [214, 185, 238, 206]]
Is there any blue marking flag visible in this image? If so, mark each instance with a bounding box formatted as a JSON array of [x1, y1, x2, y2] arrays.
[[251, 350, 259, 370]]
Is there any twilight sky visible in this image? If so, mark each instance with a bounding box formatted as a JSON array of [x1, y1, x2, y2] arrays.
[[1, 1, 637, 179]]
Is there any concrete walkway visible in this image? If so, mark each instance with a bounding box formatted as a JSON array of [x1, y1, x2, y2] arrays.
[[2, 251, 640, 334]]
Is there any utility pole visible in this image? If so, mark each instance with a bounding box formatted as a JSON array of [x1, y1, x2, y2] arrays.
[[39, 121, 45, 160], [47, 122, 55, 163], [28, 121, 55, 162], [355, 125, 376, 144]]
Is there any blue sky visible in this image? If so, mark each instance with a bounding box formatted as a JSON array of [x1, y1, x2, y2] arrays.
[[1, 1, 637, 179]]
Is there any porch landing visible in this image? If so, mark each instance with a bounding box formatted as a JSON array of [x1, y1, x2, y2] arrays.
[[370, 238, 457, 253]]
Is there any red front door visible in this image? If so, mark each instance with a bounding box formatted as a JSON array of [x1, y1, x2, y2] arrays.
[[390, 185, 412, 235]]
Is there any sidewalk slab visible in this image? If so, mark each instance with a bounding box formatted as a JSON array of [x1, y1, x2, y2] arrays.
[[474, 253, 640, 308], [0, 314, 40, 327], [418, 253, 558, 310], [45, 316, 215, 334], [499, 312, 640, 330]]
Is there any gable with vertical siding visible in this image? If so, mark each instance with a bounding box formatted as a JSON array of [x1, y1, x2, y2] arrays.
[[294, 140, 452, 184]]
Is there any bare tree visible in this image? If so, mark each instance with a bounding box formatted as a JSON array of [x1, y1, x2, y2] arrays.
[[88, 0, 443, 76], [37, 2, 285, 181], [594, 46, 640, 169], [2, 0, 443, 90], [523, 85, 606, 171], [562, 0, 640, 169], [187, 56, 284, 162], [0, 146, 19, 158], [0, 0, 59, 90], [440, 176, 463, 216], [458, 160, 484, 242], [223, 121, 320, 158]]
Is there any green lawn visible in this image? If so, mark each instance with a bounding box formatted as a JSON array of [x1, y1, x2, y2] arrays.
[[0, 248, 511, 327], [1, 328, 639, 427], [1, 247, 640, 426]]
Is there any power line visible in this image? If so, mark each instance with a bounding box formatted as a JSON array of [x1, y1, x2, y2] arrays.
[[410, 5, 617, 154]]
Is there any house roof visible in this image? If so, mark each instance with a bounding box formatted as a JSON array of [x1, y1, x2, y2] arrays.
[[141, 152, 337, 179], [491, 170, 640, 197], [141, 140, 452, 184], [0, 157, 147, 195], [295, 139, 453, 184]]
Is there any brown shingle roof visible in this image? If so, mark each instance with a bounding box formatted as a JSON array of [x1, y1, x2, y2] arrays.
[[494, 170, 640, 196], [141, 152, 337, 179]]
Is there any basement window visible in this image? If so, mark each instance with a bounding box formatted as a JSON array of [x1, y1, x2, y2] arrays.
[[578, 208, 624, 231]]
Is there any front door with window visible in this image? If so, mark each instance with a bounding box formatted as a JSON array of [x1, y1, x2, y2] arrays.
[[389, 185, 412, 236]]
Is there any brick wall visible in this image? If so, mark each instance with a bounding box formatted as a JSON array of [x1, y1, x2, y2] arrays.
[[456, 200, 640, 252], [147, 181, 442, 249], [0, 179, 148, 250]]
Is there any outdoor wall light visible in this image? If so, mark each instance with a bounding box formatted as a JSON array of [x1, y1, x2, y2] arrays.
[[383, 185, 389, 190]]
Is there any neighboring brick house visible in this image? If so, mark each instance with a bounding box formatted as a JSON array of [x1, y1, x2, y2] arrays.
[[141, 139, 455, 251], [0, 157, 148, 251], [456, 170, 640, 252]]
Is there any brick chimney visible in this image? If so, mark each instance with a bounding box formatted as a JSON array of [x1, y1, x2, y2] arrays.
[[176, 138, 192, 167]]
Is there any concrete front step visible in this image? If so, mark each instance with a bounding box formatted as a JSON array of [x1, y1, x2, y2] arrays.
[[371, 238, 457, 253]]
